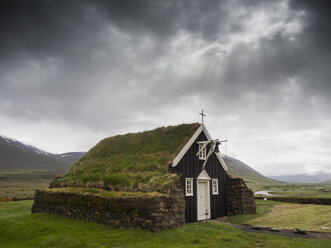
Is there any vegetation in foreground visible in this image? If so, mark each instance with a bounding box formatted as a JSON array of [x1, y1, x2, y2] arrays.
[[0, 200, 330, 248], [229, 200, 331, 233]]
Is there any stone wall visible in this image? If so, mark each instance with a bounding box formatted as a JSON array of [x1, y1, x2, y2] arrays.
[[226, 174, 256, 215], [32, 189, 185, 232]]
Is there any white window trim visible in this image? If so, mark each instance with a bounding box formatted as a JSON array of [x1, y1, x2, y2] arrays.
[[212, 178, 219, 195], [198, 143, 207, 160], [185, 178, 194, 196]]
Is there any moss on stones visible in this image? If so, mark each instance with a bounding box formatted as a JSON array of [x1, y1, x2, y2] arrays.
[[32, 188, 186, 232]]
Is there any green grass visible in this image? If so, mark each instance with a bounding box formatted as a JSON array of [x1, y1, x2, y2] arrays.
[[0, 171, 60, 200], [55, 123, 199, 192], [0, 201, 330, 247], [0, 180, 50, 200], [228, 200, 280, 224], [0, 200, 33, 219], [229, 200, 331, 232]]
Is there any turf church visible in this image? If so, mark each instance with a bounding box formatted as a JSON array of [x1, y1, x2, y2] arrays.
[[170, 110, 228, 222], [33, 111, 255, 230]]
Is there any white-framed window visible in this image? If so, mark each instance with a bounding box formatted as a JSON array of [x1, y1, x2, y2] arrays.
[[212, 178, 219, 195], [198, 143, 207, 160], [185, 178, 193, 196]]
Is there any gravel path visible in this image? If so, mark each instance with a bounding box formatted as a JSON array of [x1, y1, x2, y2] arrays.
[[208, 220, 331, 239]]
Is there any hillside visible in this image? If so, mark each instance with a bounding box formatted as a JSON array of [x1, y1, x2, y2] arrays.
[[0, 131, 281, 189], [223, 156, 283, 187], [52, 152, 86, 166], [0, 135, 83, 171]]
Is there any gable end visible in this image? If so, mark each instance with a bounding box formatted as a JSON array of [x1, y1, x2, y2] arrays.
[[172, 124, 228, 171]]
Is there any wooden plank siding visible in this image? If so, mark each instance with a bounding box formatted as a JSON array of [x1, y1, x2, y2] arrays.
[[170, 131, 228, 222]]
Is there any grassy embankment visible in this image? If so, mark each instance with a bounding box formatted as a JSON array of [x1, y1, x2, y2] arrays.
[[229, 200, 331, 233], [0, 200, 330, 248]]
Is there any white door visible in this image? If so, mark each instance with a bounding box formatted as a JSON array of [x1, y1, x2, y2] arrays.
[[197, 180, 210, 221]]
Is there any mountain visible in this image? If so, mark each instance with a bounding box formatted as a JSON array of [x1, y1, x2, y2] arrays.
[[52, 152, 86, 166], [0, 135, 84, 171], [0, 133, 280, 187], [223, 156, 282, 186], [270, 173, 331, 183]]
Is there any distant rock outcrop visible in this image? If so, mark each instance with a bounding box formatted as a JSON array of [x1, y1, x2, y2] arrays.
[[226, 174, 256, 215]]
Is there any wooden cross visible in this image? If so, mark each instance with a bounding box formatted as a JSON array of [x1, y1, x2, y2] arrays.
[[199, 109, 206, 124]]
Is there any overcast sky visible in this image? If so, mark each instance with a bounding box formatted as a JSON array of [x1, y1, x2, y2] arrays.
[[1, 0, 331, 176]]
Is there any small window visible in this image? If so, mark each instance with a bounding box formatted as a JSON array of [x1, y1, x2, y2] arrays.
[[198, 143, 207, 160], [212, 179, 219, 195], [185, 178, 193, 196]]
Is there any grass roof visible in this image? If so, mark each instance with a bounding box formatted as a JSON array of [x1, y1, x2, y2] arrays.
[[54, 123, 200, 193], [45, 188, 167, 198]]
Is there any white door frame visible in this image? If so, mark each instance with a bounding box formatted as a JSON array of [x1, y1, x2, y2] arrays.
[[197, 179, 211, 221]]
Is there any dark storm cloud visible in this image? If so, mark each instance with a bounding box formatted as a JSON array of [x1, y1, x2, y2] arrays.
[[1, 0, 329, 121], [0, 0, 247, 129], [0, 0, 96, 59], [1, 0, 331, 176], [93, 0, 185, 38], [290, 0, 331, 48], [0, 0, 269, 59], [0, 0, 229, 62], [192, 0, 331, 119], [288, 0, 331, 94], [0, 0, 173, 59]]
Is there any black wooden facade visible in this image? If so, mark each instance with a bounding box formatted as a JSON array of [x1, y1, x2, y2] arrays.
[[170, 130, 228, 222]]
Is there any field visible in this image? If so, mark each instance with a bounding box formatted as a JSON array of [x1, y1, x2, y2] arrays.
[[1, 169, 331, 247], [228, 200, 331, 233], [0, 170, 61, 201], [1, 200, 330, 248], [254, 183, 331, 199]]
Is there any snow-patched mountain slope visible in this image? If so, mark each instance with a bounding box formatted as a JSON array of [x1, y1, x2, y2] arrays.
[[0, 134, 283, 185], [0, 135, 84, 171]]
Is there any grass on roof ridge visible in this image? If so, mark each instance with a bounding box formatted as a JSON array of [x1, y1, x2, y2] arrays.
[[45, 188, 168, 198], [53, 123, 200, 193]]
